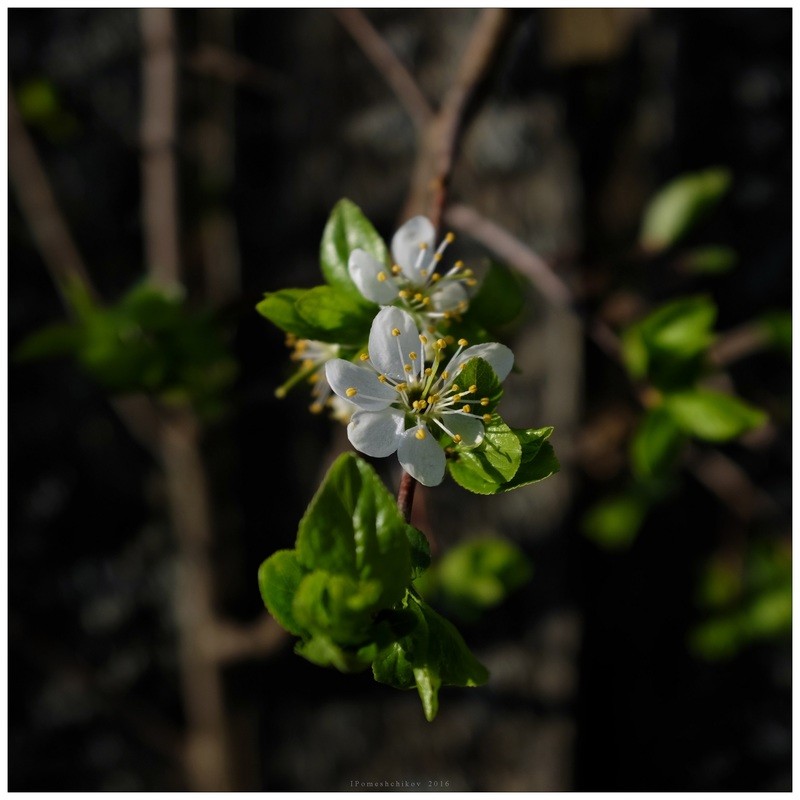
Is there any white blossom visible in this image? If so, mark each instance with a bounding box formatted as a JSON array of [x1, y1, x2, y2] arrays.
[[348, 216, 478, 338], [325, 307, 513, 486]]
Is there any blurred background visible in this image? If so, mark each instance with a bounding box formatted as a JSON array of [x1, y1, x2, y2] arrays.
[[8, 7, 791, 792]]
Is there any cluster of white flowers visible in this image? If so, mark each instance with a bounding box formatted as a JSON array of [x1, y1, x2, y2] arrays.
[[284, 215, 513, 485], [325, 306, 512, 486]]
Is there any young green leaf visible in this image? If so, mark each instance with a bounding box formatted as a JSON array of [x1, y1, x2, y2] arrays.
[[405, 525, 432, 580], [295, 285, 376, 345], [447, 415, 522, 494], [664, 389, 767, 442], [583, 491, 651, 549], [640, 167, 732, 252], [497, 442, 560, 493], [14, 323, 83, 361], [258, 550, 309, 637], [372, 591, 489, 721], [320, 198, 389, 301], [454, 356, 504, 413], [256, 288, 329, 340], [296, 453, 412, 607], [679, 246, 738, 275]]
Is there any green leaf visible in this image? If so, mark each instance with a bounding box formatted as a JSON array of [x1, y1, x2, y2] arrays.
[[295, 285, 375, 345], [758, 310, 791, 355], [256, 288, 330, 340], [583, 491, 650, 549], [405, 525, 431, 581], [680, 246, 738, 275], [469, 262, 526, 329], [497, 442, 559, 492], [372, 592, 489, 721], [630, 406, 686, 479], [14, 323, 83, 361], [454, 356, 503, 413], [447, 415, 522, 494], [295, 635, 375, 673], [437, 537, 532, 617], [296, 453, 411, 607], [320, 198, 389, 302], [664, 389, 767, 442], [640, 167, 732, 252], [258, 550, 309, 637]]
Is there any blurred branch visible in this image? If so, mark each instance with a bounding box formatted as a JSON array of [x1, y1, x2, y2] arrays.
[[186, 44, 290, 96], [206, 616, 287, 665], [333, 9, 433, 130], [405, 9, 513, 230], [140, 8, 181, 289], [709, 320, 772, 367]]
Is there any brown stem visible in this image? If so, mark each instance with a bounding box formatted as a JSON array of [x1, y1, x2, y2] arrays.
[[397, 470, 418, 523]]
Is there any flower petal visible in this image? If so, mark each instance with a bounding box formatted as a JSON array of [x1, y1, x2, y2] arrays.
[[397, 425, 446, 487], [452, 342, 514, 382], [430, 281, 469, 312], [441, 412, 484, 448], [391, 216, 435, 281], [325, 359, 395, 410], [368, 306, 421, 382], [347, 408, 405, 457], [348, 249, 399, 305]]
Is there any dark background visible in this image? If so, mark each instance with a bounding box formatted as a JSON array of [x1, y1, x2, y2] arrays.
[[8, 8, 791, 791]]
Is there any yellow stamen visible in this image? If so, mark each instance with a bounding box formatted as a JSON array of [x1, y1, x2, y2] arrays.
[[420, 268, 429, 277], [419, 242, 428, 251], [453, 434, 462, 443], [451, 384, 459, 392], [345, 387, 357, 398], [377, 271, 387, 282], [391, 264, 402, 275], [417, 398, 427, 409], [409, 352, 418, 360], [392, 328, 401, 337], [462, 404, 471, 413], [424, 367, 432, 376], [453, 394, 461, 402], [398, 289, 410, 299], [481, 397, 490, 406], [458, 338, 469, 347], [436, 338, 447, 350], [419, 334, 428, 344], [483, 413, 492, 422], [395, 382, 407, 392], [359, 353, 369, 361], [378, 374, 387, 383], [404, 364, 413, 373], [310, 402, 324, 414], [433, 253, 442, 263], [431, 273, 441, 282], [414, 292, 424, 302], [467, 278, 478, 287], [468, 384, 477, 394], [442, 371, 449, 380], [454, 260, 464, 271], [415, 428, 427, 440]]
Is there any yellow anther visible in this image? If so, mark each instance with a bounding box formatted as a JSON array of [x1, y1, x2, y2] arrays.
[[443, 311, 451, 320], [453, 394, 462, 403], [454, 260, 464, 271], [458, 338, 469, 347], [378, 374, 387, 383], [412, 400, 420, 410], [451, 384, 460, 392], [398, 289, 410, 299], [436, 338, 448, 350], [392, 328, 401, 337], [453, 434, 462, 443], [483, 413, 492, 422], [308, 372, 319, 384], [415, 427, 427, 440], [420, 268, 429, 277], [301, 358, 314, 369], [427, 326, 436, 334], [409, 351, 418, 360], [445, 232, 456, 243], [442, 371, 449, 380], [424, 367, 432, 376], [359, 352, 369, 361], [395, 382, 407, 392], [431, 273, 441, 282], [404, 364, 413, 373], [422, 297, 431, 306], [467, 278, 478, 287], [419, 334, 428, 344], [275, 387, 287, 398], [377, 271, 387, 282], [346, 387, 358, 398], [462, 404, 471, 413], [433, 253, 443, 263], [430, 393, 440, 403], [419, 242, 429, 250], [446, 336, 455, 344], [310, 402, 324, 414], [391, 264, 402, 274], [469, 384, 478, 394], [481, 397, 490, 406], [414, 292, 424, 302]]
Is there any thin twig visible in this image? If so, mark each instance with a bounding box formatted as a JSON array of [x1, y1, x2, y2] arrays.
[[140, 9, 232, 790], [333, 8, 433, 131], [186, 44, 290, 96]]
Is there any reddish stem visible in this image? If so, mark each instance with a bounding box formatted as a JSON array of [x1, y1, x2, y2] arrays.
[[397, 471, 418, 523]]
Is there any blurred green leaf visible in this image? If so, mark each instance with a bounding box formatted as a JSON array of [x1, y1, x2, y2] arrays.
[[15, 323, 83, 361], [405, 524, 431, 581], [583, 490, 650, 549], [372, 590, 489, 721], [436, 537, 532, 619], [469, 262, 526, 330], [757, 310, 792, 355], [256, 288, 330, 340], [664, 388, 767, 442], [630, 406, 686, 479], [679, 245, 738, 275], [640, 167, 732, 252], [320, 198, 389, 303]]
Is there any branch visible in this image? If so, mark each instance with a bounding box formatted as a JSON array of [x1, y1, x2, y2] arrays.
[[397, 470, 418, 523], [333, 9, 433, 131], [185, 44, 290, 97]]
